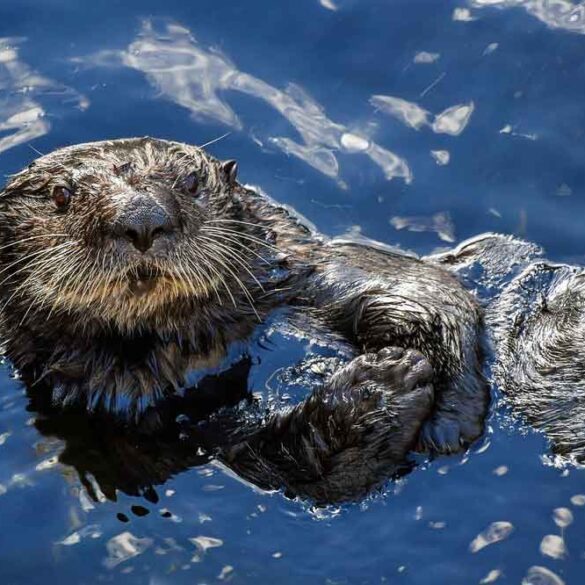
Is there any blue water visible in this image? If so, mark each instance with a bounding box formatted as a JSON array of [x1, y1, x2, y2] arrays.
[[2, 0, 585, 583]]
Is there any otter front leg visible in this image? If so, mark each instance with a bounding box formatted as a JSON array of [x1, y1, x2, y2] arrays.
[[352, 294, 487, 454], [304, 244, 489, 454], [221, 347, 434, 504]]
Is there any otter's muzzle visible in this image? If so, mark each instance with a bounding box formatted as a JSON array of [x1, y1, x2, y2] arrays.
[[112, 193, 176, 253]]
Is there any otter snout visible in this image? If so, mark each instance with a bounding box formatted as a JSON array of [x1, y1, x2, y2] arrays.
[[112, 193, 176, 253]]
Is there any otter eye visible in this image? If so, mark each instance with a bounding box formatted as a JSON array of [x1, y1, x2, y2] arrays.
[[184, 173, 199, 195], [52, 186, 72, 209]]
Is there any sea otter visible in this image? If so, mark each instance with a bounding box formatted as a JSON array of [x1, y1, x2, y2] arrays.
[[430, 233, 585, 464], [0, 137, 488, 502]]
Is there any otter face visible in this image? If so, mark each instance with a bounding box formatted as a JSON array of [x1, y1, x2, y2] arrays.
[[0, 138, 263, 333]]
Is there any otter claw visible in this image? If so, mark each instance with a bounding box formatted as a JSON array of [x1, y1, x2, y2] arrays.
[[418, 419, 468, 455]]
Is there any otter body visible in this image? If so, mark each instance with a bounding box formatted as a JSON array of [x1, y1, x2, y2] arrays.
[[431, 233, 585, 464], [0, 138, 488, 502]]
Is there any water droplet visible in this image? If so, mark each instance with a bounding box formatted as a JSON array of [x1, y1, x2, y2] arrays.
[[553, 508, 573, 528], [540, 535, 567, 559], [522, 566, 565, 585], [469, 521, 514, 553]]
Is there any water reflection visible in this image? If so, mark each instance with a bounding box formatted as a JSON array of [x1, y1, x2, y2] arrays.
[[390, 212, 456, 243], [371, 95, 475, 136], [431, 150, 451, 165], [2, 0, 585, 581], [30, 359, 253, 501], [470, 0, 585, 34], [319, 0, 339, 11], [103, 532, 153, 569], [413, 51, 441, 64], [522, 565, 565, 585], [469, 521, 514, 553], [74, 21, 411, 188], [0, 37, 87, 154]]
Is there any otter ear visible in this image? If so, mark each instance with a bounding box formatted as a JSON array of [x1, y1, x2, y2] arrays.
[[221, 160, 238, 186]]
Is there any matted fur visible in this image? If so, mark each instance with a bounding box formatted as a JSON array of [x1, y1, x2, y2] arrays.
[[0, 137, 488, 502]]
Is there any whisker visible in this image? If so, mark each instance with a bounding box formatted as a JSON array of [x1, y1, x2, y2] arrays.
[[0, 233, 69, 254], [27, 144, 45, 157], [0, 247, 60, 281], [0, 243, 74, 287], [203, 231, 272, 265], [187, 252, 224, 305], [0, 245, 76, 315], [27, 144, 72, 175], [45, 249, 87, 319], [207, 218, 272, 230], [201, 226, 280, 254], [197, 244, 238, 309], [197, 132, 232, 149], [201, 244, 260, 320], [198, 235, 265, 292]]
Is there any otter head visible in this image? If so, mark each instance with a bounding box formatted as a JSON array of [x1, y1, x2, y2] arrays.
[[0, 137, 264, 335]]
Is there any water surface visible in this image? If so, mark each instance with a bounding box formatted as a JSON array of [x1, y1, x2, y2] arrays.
[[1, 1, 585, 583]]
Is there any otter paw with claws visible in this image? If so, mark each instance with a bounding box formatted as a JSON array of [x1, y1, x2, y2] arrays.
[[329, 347, 433, 394], [417, 411, 483, 455], [325, 347, 436, 452]]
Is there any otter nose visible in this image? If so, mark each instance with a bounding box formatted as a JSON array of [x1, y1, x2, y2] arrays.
[[113, 196, 175, 253], [123, 223, 170, 253]]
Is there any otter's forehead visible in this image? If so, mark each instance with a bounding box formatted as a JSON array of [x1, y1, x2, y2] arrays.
[[36, 137, 214, 177], [3, 137, 225, 196]]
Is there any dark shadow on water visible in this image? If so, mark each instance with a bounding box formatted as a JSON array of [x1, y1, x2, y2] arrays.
[[29, 358, 255, 501], [28, 351, 417, 508]]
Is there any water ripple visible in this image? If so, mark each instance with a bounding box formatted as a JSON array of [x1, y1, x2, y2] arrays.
[[74, 21, 411, 188], [471, 0, 585, 34], [0, 37, 87, 154]]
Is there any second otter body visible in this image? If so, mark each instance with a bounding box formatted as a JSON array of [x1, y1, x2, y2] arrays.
[[431, 233, 585, 464], [0, 138, 488, 502]]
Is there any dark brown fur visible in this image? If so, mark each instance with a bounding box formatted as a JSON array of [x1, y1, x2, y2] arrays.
[[431, 233, 585, 464], [0, 138, 488, 503]]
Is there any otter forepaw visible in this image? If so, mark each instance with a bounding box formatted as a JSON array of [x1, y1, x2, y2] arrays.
[[328, 347, 435, 422]]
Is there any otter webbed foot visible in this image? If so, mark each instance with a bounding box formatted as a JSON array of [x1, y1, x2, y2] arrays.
[[327, 347, 437, 461]]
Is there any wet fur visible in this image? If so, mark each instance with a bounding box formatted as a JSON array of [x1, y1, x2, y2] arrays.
[[431, 233, 585, 463], [0, 138, 488, 502]]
